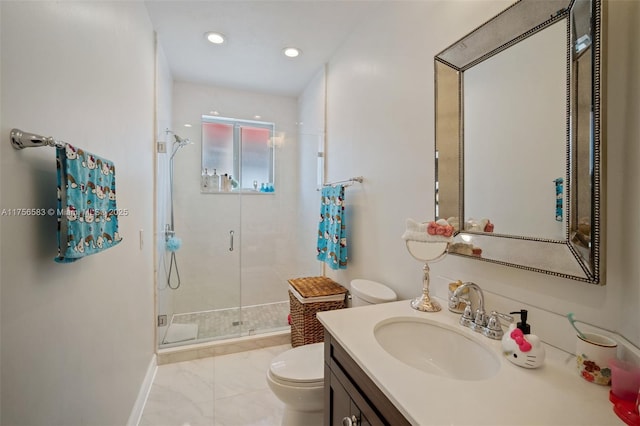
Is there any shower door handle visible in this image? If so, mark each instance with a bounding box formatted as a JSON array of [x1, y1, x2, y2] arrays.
[[229, 230, 234, 251]]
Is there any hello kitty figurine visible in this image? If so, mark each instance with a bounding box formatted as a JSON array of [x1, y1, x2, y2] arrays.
[[502, 323, 546, 369]]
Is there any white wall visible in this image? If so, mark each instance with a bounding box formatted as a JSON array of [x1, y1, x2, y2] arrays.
[[0, 2, 155, 425], [297, 67, 326, 277], [318, 0, 640, 352], [609, 0, 640, 348], [323, 0, 465, 294]]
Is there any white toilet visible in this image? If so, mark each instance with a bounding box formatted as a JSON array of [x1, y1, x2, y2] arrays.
[[349, 278, 398, 307], [267, 279, 397, 426]]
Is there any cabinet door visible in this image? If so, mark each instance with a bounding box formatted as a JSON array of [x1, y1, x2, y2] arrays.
[[325, 333, 409, 426], [329, 370, 352, 425], [328, 370, 378, 426], [350, 400, 371, 426]]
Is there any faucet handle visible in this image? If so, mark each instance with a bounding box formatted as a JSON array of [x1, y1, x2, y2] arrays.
[[474, 309, 487, 328], [493, 311, 514, 323], [458, 301, 474, 328], [484, 311, 514, 340]]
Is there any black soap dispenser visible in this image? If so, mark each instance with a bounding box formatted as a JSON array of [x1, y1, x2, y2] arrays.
[[501, 309, 546, 368], [511, 309, 531, 334]]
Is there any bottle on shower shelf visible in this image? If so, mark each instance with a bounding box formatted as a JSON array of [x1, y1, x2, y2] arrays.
[[201, 168, 210, 192], [230, 175, 238, 190], [222, 174, 231, 192], [211, 169, 219, 192]]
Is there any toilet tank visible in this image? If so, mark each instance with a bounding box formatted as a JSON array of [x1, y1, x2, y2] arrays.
[[350, 279, 397, 307]]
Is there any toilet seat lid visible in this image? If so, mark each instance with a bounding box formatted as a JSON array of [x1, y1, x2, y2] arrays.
[[351, 279, 397, 304], [269, 342, 324, 384]]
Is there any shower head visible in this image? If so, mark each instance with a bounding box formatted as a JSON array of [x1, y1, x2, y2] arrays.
[[173, 134, 191, 146], [170, 134, 191, 160]]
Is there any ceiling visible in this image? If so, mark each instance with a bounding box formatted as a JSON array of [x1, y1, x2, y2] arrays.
[[144, 1, 379, 98]]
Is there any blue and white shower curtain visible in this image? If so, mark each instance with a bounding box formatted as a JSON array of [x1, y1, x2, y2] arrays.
[[317, 185, 347, 270]]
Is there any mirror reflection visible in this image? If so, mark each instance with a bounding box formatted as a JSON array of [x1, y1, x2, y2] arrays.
[[464, 20, 566, 240], [435, 0, 603, 283], [406, 241, 449, 262]]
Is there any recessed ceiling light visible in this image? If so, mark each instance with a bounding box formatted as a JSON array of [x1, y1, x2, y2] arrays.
[[254, 115, 262, 119], [184, 123, 192, 128], [205, 32, 225, 45], [283, 47, 301, 58], [210, 110, 220, 116]]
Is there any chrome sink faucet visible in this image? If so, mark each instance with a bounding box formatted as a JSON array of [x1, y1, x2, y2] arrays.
[[449, 282, 512, 340]]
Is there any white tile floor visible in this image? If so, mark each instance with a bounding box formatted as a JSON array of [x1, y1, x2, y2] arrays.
[[140, 344, 291, 426]]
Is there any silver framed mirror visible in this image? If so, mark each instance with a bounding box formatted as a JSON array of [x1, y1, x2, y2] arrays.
[[435, 0, 604, 283]]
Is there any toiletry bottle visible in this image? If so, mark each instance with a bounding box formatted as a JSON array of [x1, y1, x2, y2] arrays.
[[201, 168, 210, 191], [211, 169, 219, 192], [501, 309, 546, 368], [512, 309, 531, 334], [230, 175, 238, 190]]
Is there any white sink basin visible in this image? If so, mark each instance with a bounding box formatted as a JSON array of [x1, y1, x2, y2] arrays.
[[374, 317, 501, 381]]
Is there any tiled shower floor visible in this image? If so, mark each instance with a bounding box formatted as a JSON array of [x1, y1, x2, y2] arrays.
[[163, 301, 290, 345]]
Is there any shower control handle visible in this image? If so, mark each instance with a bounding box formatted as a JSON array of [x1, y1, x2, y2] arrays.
[[229, 230, 234, 251]]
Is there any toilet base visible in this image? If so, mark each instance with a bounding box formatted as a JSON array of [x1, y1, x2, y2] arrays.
[[281, 407, 323, 426]]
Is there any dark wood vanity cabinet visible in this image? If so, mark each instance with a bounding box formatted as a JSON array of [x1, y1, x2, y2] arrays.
[[324, 330, 411, 426]]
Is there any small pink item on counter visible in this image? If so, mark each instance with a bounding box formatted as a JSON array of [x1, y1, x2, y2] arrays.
[[610, 359, 640, 402], [427, 221, 439, 235], [509, 328, 532, 352], [427, 221, 454, 237], [612, 396, 640, 426], [484, 220, 494, 232], [443, 225, 454, 237]]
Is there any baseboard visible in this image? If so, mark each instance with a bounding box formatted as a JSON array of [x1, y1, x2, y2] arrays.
[[127, 354, 158, 426]]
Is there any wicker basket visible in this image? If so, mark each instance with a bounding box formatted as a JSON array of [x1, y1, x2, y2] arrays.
[[288, 276, 347, 347]]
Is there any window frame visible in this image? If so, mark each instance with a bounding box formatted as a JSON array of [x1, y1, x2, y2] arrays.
[[201, 115, 276, 193]]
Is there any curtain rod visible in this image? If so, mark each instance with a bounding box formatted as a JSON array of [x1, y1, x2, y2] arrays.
[[10, 129, 66, 150]]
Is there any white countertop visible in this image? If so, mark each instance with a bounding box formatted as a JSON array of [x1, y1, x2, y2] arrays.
[[317, 299, 623, 425]]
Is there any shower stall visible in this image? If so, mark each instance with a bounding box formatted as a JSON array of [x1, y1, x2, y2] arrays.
[[156, 114, 318, 349]]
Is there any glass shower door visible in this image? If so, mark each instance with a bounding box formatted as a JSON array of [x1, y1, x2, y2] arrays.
[[199, 119, 243, 340], [201, 117, 287, 338], [202, 193, 243, 340]]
